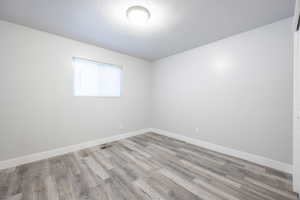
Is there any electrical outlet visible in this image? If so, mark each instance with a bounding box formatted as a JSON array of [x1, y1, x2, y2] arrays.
[[119, 123, 124, 130], [195, 128, 199, 133]]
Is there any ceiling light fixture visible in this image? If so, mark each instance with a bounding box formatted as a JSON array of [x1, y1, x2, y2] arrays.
[[126, 6, 151, 25]]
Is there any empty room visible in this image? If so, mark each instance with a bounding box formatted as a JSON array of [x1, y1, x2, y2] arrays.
[[1, 0, 300, 199]]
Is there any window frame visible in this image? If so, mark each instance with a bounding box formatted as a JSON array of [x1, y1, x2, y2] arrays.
[[72, 57, 123, 98]]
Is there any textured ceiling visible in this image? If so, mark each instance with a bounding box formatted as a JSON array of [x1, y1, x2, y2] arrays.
[[0, 0, 295, 61]]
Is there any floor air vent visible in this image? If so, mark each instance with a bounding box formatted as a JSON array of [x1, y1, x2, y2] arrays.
[[100, 144, 112, 149]]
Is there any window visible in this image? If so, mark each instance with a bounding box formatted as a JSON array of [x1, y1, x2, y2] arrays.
[[73, 57, 122, 97]]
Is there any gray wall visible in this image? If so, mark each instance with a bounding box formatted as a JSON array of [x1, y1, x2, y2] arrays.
[[151, 18, 293, 164], [0, 20, 151, 161]]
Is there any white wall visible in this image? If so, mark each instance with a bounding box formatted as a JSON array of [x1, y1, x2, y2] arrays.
[[151, 18, 293, 164], [293, 0, 300, 193], [0, 20, 151, 161], [0, 18, 294, 168]]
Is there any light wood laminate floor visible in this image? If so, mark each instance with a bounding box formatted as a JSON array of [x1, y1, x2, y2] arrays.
[[0, 132, 298, 200]]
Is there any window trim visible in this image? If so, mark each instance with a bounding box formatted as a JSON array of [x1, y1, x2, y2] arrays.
[[72, 57, 123, 98]]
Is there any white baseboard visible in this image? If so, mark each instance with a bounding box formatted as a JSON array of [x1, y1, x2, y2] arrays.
[[0, 128, 151, 170], [0, 128, 293, 174], [149, 128, 293, 174]]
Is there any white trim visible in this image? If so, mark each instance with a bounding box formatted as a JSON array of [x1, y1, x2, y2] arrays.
[[150, 128, 293, 174], [294, 173, 300, 195], [0, 128, 151, 170], [0, 128, 292, 174]]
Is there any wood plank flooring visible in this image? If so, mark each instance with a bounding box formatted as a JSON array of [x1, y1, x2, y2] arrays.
[[0, 132, 298, 200]]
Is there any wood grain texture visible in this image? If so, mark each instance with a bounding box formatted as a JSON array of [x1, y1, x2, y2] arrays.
[[0, 132, 298, 200]]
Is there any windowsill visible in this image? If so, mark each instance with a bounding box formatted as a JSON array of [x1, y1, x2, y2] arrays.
[[74, 95, 122, 99]]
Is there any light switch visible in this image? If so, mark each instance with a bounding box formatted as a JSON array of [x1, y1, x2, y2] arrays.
[[297, 112, 300, 120]]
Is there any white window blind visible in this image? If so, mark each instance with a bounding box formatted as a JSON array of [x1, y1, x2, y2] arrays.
[[73, 57, 122, 97]]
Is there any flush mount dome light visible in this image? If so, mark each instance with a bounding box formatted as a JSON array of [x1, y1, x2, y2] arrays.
[[126, 6, 151, 25]]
